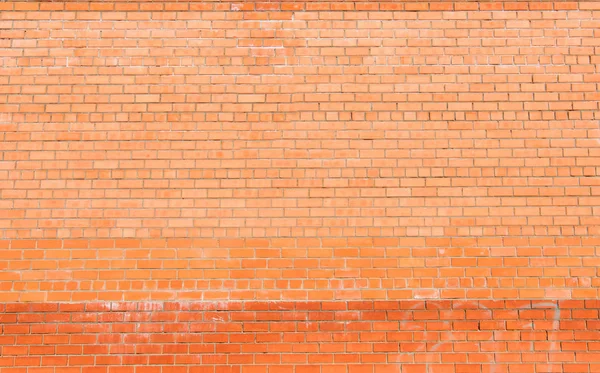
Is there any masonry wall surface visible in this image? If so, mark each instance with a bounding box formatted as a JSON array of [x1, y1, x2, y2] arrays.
[[0, 1, 599, 372]]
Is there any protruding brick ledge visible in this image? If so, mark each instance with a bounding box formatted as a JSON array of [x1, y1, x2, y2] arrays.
[[0, 300, 598, 372]]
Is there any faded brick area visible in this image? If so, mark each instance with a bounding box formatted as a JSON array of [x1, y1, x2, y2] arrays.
[[0, 1, 600, 372]]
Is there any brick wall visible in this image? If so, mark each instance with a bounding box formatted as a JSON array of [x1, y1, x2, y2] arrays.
[[1, 300, 600, 373], [0, 1, 599, 372]]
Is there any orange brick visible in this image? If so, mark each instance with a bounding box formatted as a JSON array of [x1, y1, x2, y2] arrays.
[[0, 3, 598, 370]]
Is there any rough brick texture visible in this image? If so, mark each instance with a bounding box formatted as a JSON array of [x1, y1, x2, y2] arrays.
[[1, 0, 600, 302], [2, 300, 600, 373], [1, 0, 600, 371]]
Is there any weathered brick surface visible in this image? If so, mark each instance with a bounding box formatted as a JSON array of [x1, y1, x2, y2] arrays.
[[0, 1, 599, 370], [1, 300, 599, 373]]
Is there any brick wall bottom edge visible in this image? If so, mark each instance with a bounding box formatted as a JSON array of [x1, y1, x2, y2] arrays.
[[0, 300, 598, 372]]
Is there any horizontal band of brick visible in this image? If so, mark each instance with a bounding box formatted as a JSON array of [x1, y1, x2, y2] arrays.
[[2, 237, 599, 302], [7, 237, 598, 249], [1, 237, 599, 302], [0, 1, 593, 12], [0, 300, 598, 372], [0, 300, 597, 312]]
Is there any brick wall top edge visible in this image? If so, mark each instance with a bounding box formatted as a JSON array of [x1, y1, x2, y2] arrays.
[[2, 0, 590, 2], [1, 1, 593, 12]]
